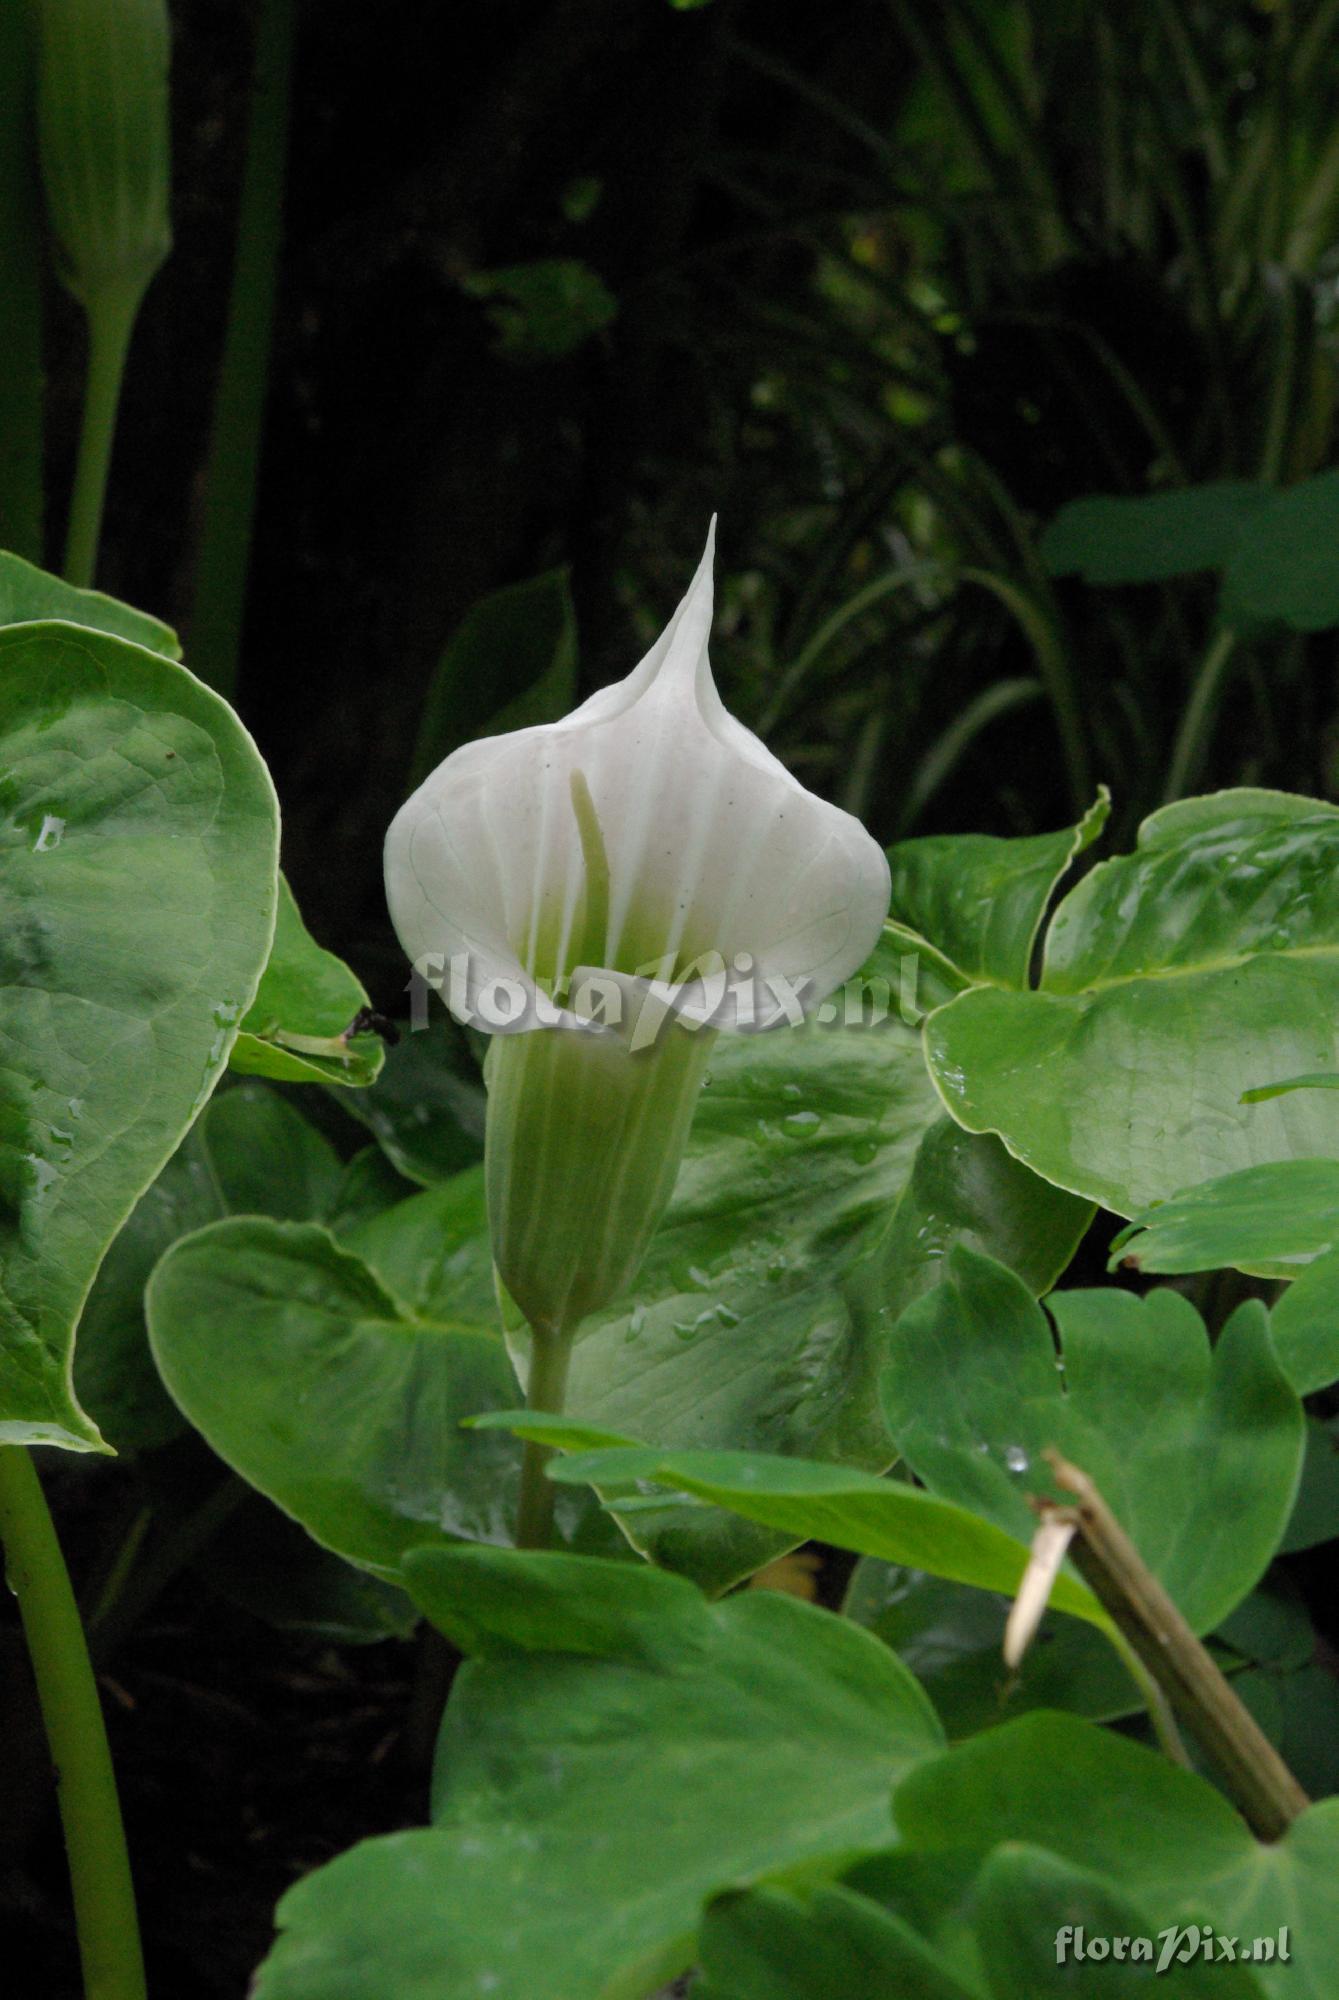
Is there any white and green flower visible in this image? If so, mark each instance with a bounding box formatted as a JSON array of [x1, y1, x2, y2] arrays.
[[385, 523, 889, 1340]]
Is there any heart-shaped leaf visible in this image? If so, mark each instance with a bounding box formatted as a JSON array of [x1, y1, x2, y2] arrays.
[[881, 1249, 1303, 1634], [886, 791, 1108, 992], [926, 791, 1339, 1222], [0, 622, 277, 1448], [145, 1211, 614, 1568], [252, 1546, 944, 2000]]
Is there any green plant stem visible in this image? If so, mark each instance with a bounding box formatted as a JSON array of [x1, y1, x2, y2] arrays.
[[63, 282, 139, 589], [1045, 1450, 1308, 1842], [1163, 626, 1236, 802], [1107, 1627, 1192, 1769], [0, 1446, 146, 2000], [515, 1327, 574, 1550], [189, 0, 295, 697]]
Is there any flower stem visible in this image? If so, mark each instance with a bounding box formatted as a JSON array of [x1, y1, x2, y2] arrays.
[[514, 1327, 574, 1550], [63, 282, 140, 589], [0, 1445, 146, 2000]]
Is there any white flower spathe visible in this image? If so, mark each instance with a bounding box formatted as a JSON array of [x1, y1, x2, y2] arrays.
[[385, 521, 891, 1043]]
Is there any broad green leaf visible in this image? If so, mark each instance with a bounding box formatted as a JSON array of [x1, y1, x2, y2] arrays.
[[973, 1847, 1268, 1997], [253, 1547, 944, 2000], [698, 1882, 978, 2000], [145, 1216, 610, 1570], [339, 1013, 484, 1185], [409, 567, 577, 786], [0, 622, 277, 1448], [1221, 471, 1339, 631], [230, 873, 383, 1087], [74, 1083, 344, 1452], [892, 1713, 1339, 2000], [886, 790, 1108, 992], [520, 935, 1090, 1591], [882, 1251, 1302, 1634], [530, 1439, 1105, 1627], [843, 1559, 1140, 1736], [926, 791, 1339, 1224], [0, 548, 180, 655], [1040, 483, 1270, 585], [1270, 1246, 1339, 1395], [1111, 1161, 1339, 1277]]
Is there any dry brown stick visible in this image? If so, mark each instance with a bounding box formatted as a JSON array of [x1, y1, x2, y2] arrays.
[[1039, 1448, 1309, 1843]]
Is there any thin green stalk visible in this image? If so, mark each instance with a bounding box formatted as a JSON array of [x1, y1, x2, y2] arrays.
[[190, 0, 295, 698], [0, 1446, 146, 2000], [1107, 1627, 1192, 1769], [515, 1327, 574, 1550], [1163, 626, 1236, 802], [63, 281, 138, 588]]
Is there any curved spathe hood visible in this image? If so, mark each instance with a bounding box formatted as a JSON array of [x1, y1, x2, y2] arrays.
[[385, 522, 891, 1038]]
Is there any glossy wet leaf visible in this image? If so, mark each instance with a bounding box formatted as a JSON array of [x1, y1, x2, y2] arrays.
[[409, 566, 577, 786], [1040, 483, 1270, 585], [519, 936, 1090, 1591], [1110, 1161, 1339, 1277], [0, 621, 277, 1448], [892, 1713, 1339, 2000], [254, 1547, 944, 2000], [74, 1083, 342, 1452], [886, 790, 1108, 992], [926, 791, 1339, 1225], [882, 1250, 1302, 1634], [145, 1216, 610, 1570], [231, 873, 383, 1088], [0, 547, 180, 655]]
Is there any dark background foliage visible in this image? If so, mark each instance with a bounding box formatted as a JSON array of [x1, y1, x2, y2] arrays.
[[47, 0, 1339, 1003]]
